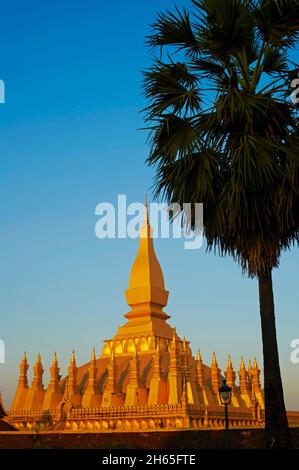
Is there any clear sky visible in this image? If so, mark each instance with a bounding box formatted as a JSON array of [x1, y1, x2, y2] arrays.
[[0, 0, 298, 411]]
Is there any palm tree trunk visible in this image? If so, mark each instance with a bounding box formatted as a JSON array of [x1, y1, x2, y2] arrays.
[[258, 269, 290, 448]]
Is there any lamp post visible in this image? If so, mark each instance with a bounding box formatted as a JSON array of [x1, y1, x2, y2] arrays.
[[219, 379, 232, 441]]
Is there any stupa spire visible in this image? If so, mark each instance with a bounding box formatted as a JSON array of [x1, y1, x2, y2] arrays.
[[48, 352, 60, 393], [211, 352, 220, 395], [18, 352, 29, 389], [67, 350, 79, 396], [43, 352, 62, 409], [196, 349, 202, 363], [31, 353, 44, 391], [212, 351, 218, 367], [124, 197, 169, 320], [53, 351, 58, 365], [225, 354, 236, 390], [239, 356, 249, 395], [105, 349, 116, 393], [86, 348, 97, 394], [196, 349, 204, 388], [124, 350, 140, 406], [168, 329, 182, 404], [144, 193, 149, 224], [251, 357, 261, 395], [71, 349, 76, 366], [91, 347, 96, 362]]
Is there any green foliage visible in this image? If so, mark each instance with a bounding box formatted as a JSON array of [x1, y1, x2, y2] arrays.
[[143, 0, 299, 277]]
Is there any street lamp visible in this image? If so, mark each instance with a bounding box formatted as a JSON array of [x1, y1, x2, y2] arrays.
[[219, 379, 232, 431]]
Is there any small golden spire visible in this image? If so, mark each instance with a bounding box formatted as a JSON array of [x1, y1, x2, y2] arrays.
[[36, 353, 42, 363], [53, 352, 58, 365], [212, 351, 218, 366], [21, 352, 27, 363], [253, 357, 259, 369], [240, 356, 246, 369], [91, 348, 96, 361], [32, 353, 44, 391], [144, 193, 149, 224], [18, 352, 29, 388], [196, 349, 202, 362], [71, 349, 76, 366], [227, 354, 233, 369]]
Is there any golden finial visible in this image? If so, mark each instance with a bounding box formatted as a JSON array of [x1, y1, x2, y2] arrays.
[[227, 354, 233, 369], [71, 349, 76, 365], [196, 349, 202, 362], [240, 356, 246, 369], [144, 193, 149, 224], [36, 353, 41, 364], [212, 351, 218, 366], [253, 357, 259, 369], [91, 348, 96, 361]]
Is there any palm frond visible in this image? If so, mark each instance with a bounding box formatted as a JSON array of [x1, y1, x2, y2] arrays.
[[147, 115, 200, 166], [254, 0, 299, 47], [143, 60, 201, 117], [147, 7, 199, 54], [143, 0, 299, 276], [262, 46, 289, 74], [194, 0, 256, 60]]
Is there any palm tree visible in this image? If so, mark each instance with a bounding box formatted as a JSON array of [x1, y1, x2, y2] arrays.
[[142, 0, 299, 447]]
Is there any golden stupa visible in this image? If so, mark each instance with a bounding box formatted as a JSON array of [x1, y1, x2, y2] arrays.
[[8, 203, 265, 431]]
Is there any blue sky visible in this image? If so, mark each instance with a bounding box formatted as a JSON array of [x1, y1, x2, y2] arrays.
[[0, 0, 298, 411]]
